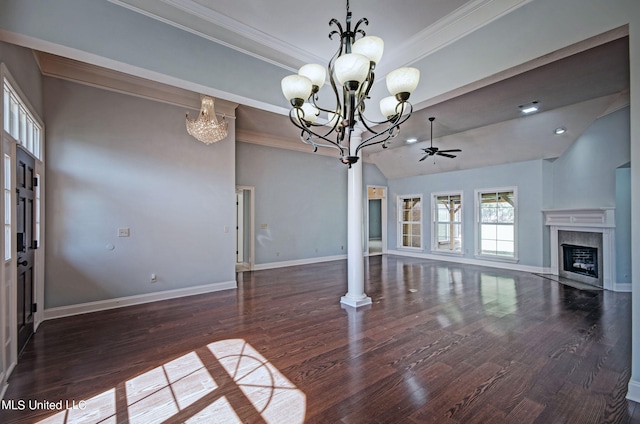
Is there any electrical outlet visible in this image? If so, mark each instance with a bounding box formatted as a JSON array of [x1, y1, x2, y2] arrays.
[[118, 228, 130, 237], [150, 273, 157, 283]]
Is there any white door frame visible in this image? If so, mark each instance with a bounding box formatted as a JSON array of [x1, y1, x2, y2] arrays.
[[366, 185, 387, 256], [235, 186, 255, 270], [235, 190, 244, 264]]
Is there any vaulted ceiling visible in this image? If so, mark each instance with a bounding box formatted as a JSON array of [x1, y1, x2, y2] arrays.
[[11, 0, 632, 178]]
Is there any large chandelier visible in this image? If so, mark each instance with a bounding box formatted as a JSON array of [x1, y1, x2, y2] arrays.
[[280, 0, 420, 166], [186, 95, 229, 144]]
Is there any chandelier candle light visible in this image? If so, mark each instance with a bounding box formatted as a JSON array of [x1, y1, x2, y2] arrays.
[[280, 0, 420, 166], [186, 95, 229, 144]]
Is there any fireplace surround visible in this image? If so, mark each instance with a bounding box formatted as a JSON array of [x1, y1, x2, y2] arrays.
[[557, 230, 603, 286], [543, 208, 615, 290]]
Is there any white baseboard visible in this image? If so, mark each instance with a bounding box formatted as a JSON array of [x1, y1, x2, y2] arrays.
[[627, 378, 640, 403], [43, 280, 237, 321], [253, 251, 548, 274], [614, 283, 632, 292], [387, 249, 547, 274], [253, 254, 347, 271]]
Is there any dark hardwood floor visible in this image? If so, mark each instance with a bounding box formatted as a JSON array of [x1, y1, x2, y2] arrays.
[[1, 255, 638, 423]]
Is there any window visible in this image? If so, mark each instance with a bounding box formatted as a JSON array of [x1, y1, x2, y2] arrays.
[[432, 193, 462, 253], [3, 77, 43, 159], [398, 195, 422, 249], [476, 188, 516, 258]]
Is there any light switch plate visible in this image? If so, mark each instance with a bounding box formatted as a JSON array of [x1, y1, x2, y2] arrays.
[[118, 228, 130, 237]]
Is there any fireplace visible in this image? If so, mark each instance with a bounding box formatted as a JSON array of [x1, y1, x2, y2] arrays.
[[562, 244, 598, 278], [543, 208, 615, 290]]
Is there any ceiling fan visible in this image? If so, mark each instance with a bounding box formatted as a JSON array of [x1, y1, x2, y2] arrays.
[[419, 117, 461, 161]]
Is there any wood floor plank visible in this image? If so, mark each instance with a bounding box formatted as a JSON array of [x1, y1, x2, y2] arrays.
[[1, 255, 637, 423]]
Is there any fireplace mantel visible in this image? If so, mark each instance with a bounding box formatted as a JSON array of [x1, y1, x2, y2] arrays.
[[543, 208, 617, 291], [542, 207, 615, 228]]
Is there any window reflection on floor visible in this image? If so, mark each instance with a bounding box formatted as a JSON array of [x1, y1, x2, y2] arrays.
[[37, 339, 306, 424], [480, 273, 517, 317]]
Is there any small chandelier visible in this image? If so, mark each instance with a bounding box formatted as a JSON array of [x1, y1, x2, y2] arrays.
[[280, 0, 420, 166], [186, 95, 228, 144]]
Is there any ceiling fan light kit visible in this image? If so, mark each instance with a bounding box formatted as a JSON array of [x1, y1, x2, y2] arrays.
[[419, 117, 462, 163], [280, 0, 420, 166]]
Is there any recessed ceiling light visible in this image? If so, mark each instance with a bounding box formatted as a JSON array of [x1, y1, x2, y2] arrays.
[[554, 127, 567, 135], [519, 101, 539, 114], [406, 137, 418, 144]]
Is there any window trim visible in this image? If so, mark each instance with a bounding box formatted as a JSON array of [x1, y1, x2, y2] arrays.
[[474, 187, 518, 262], [431, 191, 464, 255], [397, 194, 423, 251], [2, 64, 44, 160], [3, 154, 10, 262]]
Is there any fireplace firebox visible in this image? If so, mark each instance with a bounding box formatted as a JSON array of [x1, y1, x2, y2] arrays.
[[562, 244, 598, 278]]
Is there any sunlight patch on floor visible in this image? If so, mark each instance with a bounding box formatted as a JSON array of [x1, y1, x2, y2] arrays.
[[37, 339, 305, 424], [209, 339, 307, 424]]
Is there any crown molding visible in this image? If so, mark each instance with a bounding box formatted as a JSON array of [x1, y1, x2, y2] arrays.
[[34, 51, 239, 116], [236, 129, 332, 156], [108, 0, 317, 72]]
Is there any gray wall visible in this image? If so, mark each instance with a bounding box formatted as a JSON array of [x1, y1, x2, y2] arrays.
[[0, 40, 43, 117], [551, 107, 630, 208], [388, 159, 546, 267], [236, 142, 347, 264], [364, 161, 388, 187], [236, 141, 388, 265], [44, 78, 236, 308]]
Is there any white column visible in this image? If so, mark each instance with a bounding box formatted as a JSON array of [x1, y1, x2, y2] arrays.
[[341, 128, 372, 308]]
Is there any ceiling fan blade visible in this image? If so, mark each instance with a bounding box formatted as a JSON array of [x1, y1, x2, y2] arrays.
[[437, 152, 457, 158], [438, 149, 462, 153], [419, 154, 429, 161]]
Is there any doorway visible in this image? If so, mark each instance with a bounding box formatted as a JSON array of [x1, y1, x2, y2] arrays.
[[235, 186, 254, 271], [367, 186, 386, 256]]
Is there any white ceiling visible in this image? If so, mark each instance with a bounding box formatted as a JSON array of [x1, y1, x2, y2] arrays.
[[34, 0, 631, 177]]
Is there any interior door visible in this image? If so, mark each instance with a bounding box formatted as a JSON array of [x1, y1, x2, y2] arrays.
[[16, 146, 35, 355]]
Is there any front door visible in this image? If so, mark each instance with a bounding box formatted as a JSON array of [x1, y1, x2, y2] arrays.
[[16, 146, 35, 355]]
